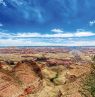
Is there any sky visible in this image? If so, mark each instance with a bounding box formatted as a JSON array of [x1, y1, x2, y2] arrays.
[[0, 0, 95, 46]]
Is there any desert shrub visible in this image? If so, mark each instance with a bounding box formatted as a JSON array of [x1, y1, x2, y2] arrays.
[[50, 72, 58, 83], [80, 73, 95, 97], [79, 55, 95, 97], [6, 60, 15, 65]]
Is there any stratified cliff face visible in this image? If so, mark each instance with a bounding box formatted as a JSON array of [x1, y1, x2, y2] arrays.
[[0, 57, 91, 97], [0, 70, 23, 97], [13, 60, 43, 94], [0, 60, 66, 97]]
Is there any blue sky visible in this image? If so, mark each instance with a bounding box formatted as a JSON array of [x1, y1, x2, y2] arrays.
[[0, 0, 95, 46]]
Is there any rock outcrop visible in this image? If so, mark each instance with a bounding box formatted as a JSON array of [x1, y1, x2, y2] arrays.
[[0, 70, 23, 97], [0, 61, 12, 71], [13, 60, 43, 95]]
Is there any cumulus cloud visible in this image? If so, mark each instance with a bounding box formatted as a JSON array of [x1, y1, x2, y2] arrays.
[[51, 28, 63, 33], [75, 31, 95, 37], [15, 31, 95, 38], [0, 30, 95, 38], [0, 29, 95, 46], [16, 32, 41, 37]]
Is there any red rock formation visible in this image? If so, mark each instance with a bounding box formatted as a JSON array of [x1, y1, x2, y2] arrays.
[[13, 60, 43, 94], [47, 59, 73, 68], [0, 61, 12, 71], [0, 71, 23, 97]]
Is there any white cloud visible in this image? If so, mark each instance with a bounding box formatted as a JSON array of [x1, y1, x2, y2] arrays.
[[0, 0, 7, 6], [75, 31, 95, 37], [43, 33, 73, 37], [0, 30, 95, 46], [0, 38, 95, 46], [68, 38, 73, 40], [51, 28, 63, 33], [0, 29, 95, 46], [89, 20, 95, 26], [0, 32, 13, 37], [0, 30, 95, 38], [15, 31, 95, 38], [16, 32, 41, 37], [0, 38, 57, 46]]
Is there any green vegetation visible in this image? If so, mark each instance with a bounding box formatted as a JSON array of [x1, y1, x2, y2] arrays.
[[50, 72, 58, 83], [80, 55, 95, 97]]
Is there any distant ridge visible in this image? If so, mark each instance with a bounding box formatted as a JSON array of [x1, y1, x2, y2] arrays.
[[0, 46, 95, 48]]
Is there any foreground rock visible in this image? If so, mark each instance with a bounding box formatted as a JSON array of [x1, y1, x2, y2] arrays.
[[0, 61, 12, 71], [42, 65, 70, 85], [13, 60, 43, 96], [29, 79, 63, 97], [0, 70, 23, 97]]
